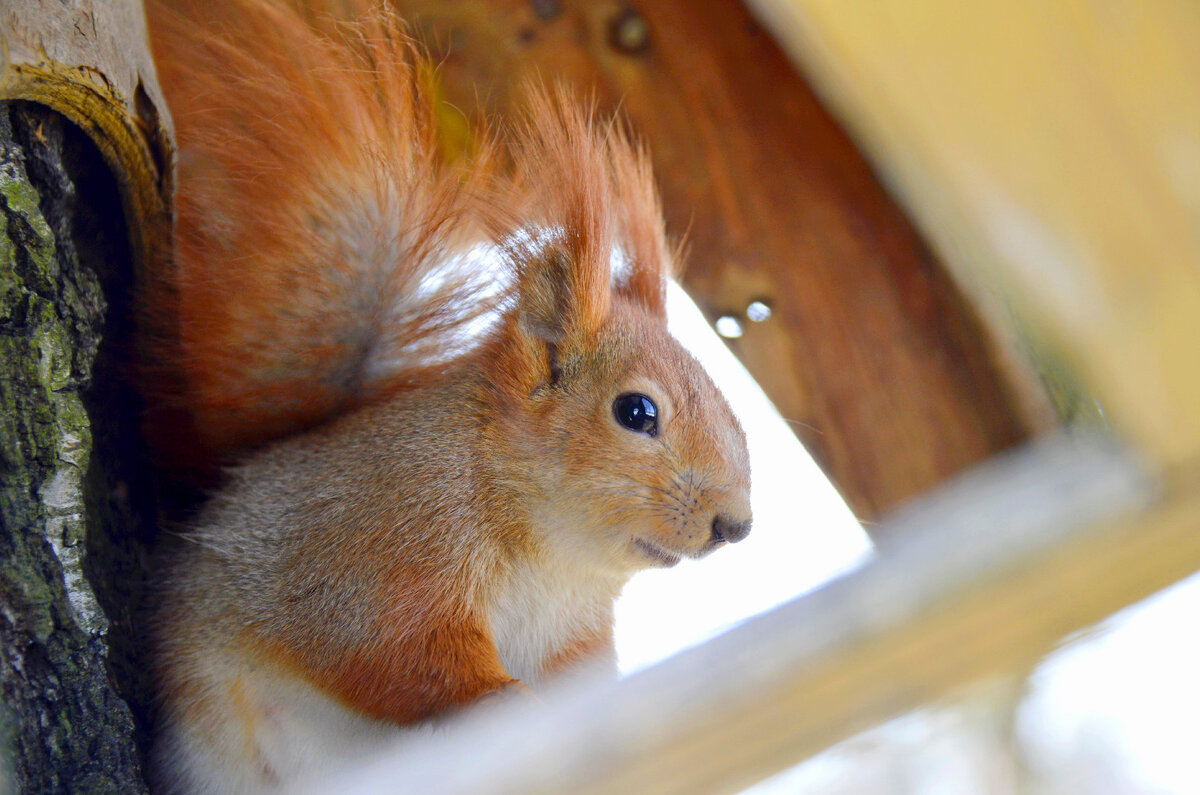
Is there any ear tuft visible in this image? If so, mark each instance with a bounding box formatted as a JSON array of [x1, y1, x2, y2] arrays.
[[500, 83, 676, 358], [502, 85, 615, 352], [607, 126, 672, 317]]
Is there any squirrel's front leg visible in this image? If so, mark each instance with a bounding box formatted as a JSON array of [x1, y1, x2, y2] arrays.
[[294, 611, 525, 726]]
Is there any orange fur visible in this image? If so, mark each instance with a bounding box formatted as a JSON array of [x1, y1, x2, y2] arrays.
[[144, 1, 752, 792], [144, 0, 509, 474]]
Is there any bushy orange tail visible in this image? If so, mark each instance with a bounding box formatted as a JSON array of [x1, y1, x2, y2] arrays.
[[143, 0, 507, 476]]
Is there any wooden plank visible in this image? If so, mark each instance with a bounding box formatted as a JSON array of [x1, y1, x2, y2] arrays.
[[742, 0, 1200, 469], [306, 435, 1200, 795], [378, 0, 1048, 522]]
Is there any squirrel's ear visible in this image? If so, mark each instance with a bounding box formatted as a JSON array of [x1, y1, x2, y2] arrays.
[[512, 232, 610, 355]]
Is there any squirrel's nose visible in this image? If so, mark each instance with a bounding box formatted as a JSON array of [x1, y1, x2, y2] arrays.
[[711, 513, 752, 544]]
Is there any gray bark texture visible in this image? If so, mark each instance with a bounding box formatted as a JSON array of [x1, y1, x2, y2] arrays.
[[0, 101, 152, 793]]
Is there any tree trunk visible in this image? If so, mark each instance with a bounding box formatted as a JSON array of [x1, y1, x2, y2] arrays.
[[0, 101, 152, 794]]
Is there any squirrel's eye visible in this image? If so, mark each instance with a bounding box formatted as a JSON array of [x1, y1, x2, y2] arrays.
[[612, 393, 658, 436]]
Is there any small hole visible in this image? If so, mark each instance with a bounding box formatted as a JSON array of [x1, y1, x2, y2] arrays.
[[714, 315, 744, 339], [608, 8, 651, 54], [530, 0, 563, 21], [746, 300, 772, 323]]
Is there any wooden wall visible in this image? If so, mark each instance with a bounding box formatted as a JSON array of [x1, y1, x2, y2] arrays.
[[382, 0, 1050, 524]]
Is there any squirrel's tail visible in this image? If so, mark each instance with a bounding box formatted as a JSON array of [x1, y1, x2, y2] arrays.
[[142, 0, 509, 476]]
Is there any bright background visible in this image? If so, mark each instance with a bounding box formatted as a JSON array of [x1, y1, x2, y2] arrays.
[[613, 284, 872, 673]]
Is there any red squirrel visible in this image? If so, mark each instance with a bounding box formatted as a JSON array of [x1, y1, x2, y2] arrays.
[[143, 1, 752, 791]]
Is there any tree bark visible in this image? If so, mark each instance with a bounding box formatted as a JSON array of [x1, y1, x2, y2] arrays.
[[0, 102, 151, 794]]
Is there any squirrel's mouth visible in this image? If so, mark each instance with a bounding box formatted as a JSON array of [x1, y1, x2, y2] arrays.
[[632, 539, 682, 568]]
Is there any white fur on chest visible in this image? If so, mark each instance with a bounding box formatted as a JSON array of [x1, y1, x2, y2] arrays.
[[486, 557, 620, 686]]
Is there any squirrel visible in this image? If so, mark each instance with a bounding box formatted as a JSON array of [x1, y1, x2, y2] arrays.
[[142, 0, 753, 792]]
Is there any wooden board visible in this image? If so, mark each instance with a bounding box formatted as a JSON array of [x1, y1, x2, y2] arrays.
[[381, 0, 1049, 522], [744, 0, 1200, 471]]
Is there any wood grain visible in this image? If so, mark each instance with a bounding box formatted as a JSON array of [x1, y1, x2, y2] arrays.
[[381, 0, 1047, 523]]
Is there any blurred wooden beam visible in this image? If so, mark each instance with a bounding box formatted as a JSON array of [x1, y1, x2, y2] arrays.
[[744, 0, 1200, 470], [384, 0, 1049, 524]]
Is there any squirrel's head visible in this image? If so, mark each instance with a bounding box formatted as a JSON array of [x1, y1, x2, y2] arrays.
[[485, 88, 752, 576]]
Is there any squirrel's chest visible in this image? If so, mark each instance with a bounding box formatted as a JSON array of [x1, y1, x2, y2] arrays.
[[485, 561, 619, 686]]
